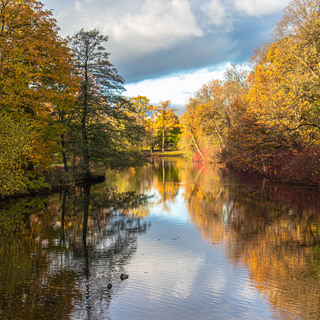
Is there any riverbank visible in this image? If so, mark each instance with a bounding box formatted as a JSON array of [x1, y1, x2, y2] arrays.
[[146, 150, 184, 158], [0, 166, 107, 201], [0, 151, 185, 200], [223, 153, 320, 188]]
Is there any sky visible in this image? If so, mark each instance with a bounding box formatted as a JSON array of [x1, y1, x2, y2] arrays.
[[42, 0, 291, 108]]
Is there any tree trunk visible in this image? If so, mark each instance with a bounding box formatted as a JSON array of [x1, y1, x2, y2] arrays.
[[189, 126, 204, 160], [162, 125, 165, 152], [81, 52, 91, 183], [81, 106, 91, 182], [211, 119, 226, 152], [61, 134, 69, 172]]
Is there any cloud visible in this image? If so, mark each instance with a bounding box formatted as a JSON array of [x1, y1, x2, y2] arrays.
[[200, 0, 232, 28], [48, 0, 203, 59], [108, 0, 203, 57], [74, 1, 82, 11], [43, 0, 291, 99], [125, 63, 231, 107], [233, 0, 289, 16], [132, 240, 204, 300]]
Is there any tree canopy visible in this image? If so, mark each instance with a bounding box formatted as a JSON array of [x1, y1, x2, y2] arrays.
[[179, 0, 320, 185], [66, 29, 145, 182], [0, 0, 77, 196]]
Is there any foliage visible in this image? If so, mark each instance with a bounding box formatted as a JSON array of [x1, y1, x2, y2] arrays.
[[154, 100, 181, 151], [66, 29, 145, 181], [180, 65, 248, 163], [129, 95, 157, 151], [0, 0, 76, 196], [179, 0, 320, 185], [0, 0, 76, 166], [0, 2, 146, 196]]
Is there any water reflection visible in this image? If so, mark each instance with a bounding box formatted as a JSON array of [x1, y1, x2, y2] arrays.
[[184, 164, 320, 320], [1, 158, 320, 319], [0, 184, 149, 320], [105, 157, 320, 319]]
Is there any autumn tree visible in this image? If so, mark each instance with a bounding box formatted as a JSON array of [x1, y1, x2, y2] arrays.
[[129, 95, 157, 152], [0, 0, 77, 196], [0, 113, 35, 196], [274, 0, 320, 134], [154, 100, 180, 152], [180, 65, 248, 162], [226, 0, 320, 181], [179, 0, 320, 185], [129, 95, 154, 123]]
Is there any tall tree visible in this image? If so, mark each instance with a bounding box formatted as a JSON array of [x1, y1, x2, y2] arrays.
[[0, 0, 76, 196], [68, 29, 143, 182], [179, 65, 248, 162], [154, 100, 180, 152], [274, 0, 320, 136], [129, 95, 157, 152]]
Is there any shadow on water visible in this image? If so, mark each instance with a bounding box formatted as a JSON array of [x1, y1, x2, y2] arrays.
[[0, 182, 150, 320]]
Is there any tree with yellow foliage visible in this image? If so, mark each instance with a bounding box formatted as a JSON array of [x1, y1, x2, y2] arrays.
[[226, 0, 320, 182], [129, 95, 157, 152], [154, 100, 181, 151], [180, 65, 248, 162], [0, 0, 77, 196]]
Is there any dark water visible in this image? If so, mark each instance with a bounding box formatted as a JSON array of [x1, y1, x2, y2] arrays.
[[1, 157, 320, 320]]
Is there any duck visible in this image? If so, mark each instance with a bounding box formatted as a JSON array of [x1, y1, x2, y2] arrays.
[[120, 273, 129, 280], [107, 283, 112, 289]]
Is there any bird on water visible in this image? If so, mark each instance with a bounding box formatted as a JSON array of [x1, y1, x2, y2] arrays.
[[120, 273, 129, 280]]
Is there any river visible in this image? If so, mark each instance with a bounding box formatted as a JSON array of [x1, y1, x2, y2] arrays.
[[0, 157, 320, 320]]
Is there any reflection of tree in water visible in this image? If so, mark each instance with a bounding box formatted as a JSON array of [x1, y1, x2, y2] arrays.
[[153, 158, 181, 210], [223, 182, 320, 320], [103, 157, 183, 211], [183, 163, 320, 320], [71, 184, 149, 320], [0, 197, 82, 320], [0, 183, 150, 320], [4, 157, 320, 319]]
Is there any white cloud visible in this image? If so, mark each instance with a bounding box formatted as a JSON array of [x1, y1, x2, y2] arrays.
[[233, 0, 290, 16], [125, 63, 231, 107], [43, 0, 290, 86], [106, 0, 203, 57], [52, 0, 203, 59], [74, 1, 82, 11], [201, 0, 231, 27]]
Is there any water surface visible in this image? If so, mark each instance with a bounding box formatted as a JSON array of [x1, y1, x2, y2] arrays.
[[1, 157, 320, 319]]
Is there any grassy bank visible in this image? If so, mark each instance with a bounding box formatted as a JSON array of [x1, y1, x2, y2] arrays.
[[146, 150, 184, 157]]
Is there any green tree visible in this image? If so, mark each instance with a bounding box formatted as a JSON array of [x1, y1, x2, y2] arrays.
[[67, 29, 143, 182], [0, 113, 34, 196]]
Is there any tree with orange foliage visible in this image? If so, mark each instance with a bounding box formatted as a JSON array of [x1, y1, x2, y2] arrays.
[[0, 0, 77, 196], [226, 0, 320, 182], [180, 65, 248, 162]]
